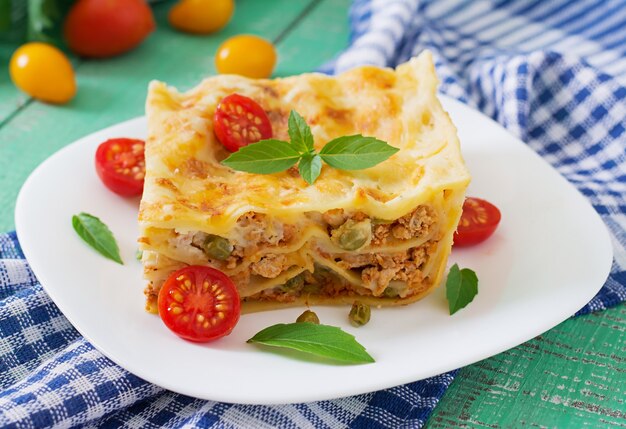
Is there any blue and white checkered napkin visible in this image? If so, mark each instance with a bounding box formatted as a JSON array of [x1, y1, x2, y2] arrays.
[[2, 0, 626, 427]]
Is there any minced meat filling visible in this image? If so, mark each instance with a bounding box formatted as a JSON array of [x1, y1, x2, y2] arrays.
[[183, 206, 436, 292]]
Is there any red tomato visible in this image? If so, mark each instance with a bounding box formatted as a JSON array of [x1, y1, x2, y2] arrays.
[[95, 138, 145, 196], [213, 93, 272, 152], [64, 0, 155, 58], [158, 266, 241, 342], [454, 197, 501, 247]]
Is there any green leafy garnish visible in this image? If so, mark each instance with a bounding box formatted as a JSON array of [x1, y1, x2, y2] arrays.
[[247, 322, 375, 364], [221, 139, 300, 174], [298, 153, 322, 185], [319, 135, 399, 170], [72, 212, 123, 265], [287, 110, 314, 153], [222, 109, 399, 184], [446, 263, 478, 315]]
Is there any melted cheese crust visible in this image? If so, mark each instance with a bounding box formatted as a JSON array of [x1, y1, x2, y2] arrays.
[[139, 51, 470, 234]]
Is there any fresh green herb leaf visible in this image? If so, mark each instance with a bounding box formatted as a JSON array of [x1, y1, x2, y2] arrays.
[[298, 153, 322, 185], [135, 249, 143, 261], [72, 212, 123, 265], [446, 264, 478, 315], [319, 135, 399, 170], [222, 139, 301, 174], [288, 110, 314, 153], [221, 110, 399, 184], [248, 322, 375, 364]]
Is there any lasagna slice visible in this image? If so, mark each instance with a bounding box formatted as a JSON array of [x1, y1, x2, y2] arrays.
[[139, 51, 470, 313]]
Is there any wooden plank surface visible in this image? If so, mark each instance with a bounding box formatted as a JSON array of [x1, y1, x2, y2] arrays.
[[427, 304, 626, 428], [0, 1, 624, 427]]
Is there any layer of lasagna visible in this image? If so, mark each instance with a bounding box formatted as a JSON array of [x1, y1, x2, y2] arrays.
[[138, 51, 471, 313]]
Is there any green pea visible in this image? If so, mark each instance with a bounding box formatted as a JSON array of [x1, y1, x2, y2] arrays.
[[349, 300, 371, 327], [203, 235, 233, 260], [277, 274, 304, 292], [383, 287, 399, 298], [285, 273, 304, 289], [336, 220, 371, 251], [296, 310, 320, 324]]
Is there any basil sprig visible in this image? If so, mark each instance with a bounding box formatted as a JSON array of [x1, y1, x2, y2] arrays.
[[446, 264, 478, 315], [248, 322, 375, 364], [222, 110, 399, 184], [72, 212, 123, 265]]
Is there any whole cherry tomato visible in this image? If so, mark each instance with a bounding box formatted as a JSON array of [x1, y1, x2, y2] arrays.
[[169, 0, 234, 34], [9, 42, 76, 104], [454, 197, 501, 247], [95, 138, 145, 196], [158, 266, 241, 342], [215, 35, 277, 78], [213, 94, 273, 151], [64, 0, 155, 58]]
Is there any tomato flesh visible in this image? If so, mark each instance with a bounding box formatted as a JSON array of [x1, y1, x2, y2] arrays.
[[158, 266, 241, 342], [213, 93, 273, 152], [454, 197, 501, 247], [95, 138, 145, 196]]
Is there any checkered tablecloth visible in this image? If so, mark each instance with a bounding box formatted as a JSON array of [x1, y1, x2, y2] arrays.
[[2, 0, 626, 427]]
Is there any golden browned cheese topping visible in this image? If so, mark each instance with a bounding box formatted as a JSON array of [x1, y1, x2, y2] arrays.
[[139, 51, 470, 235]]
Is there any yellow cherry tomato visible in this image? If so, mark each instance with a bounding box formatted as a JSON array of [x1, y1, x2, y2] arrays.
[[9, 42, 76, 104], [215, 35, 277, 78], [169, 0, 234, 34]]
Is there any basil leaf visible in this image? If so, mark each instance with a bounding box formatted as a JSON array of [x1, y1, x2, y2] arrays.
[[288, 110, 314, 153], [446, 264, 478, 315], [222, 139, 301, 174], [248, 322, 375, 364], [319, 135, 399, 170], [72, 213, 123, 265], [298, 153, 322, 185]]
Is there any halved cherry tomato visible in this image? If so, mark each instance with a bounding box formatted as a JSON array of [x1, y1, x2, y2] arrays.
[[95, 138, 145, 196], [454, 197, 501, 247], [213, 93, 272, 151], [158, 266, 241, 342]]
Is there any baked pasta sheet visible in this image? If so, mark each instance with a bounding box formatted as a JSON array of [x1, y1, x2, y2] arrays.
[[138, 51, 470, 313]]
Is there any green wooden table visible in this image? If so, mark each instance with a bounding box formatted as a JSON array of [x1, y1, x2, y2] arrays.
[[1, 1, 624, 427]]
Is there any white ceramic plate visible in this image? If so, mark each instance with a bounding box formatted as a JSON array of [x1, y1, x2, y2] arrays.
[[15, 96, 613, 404]]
